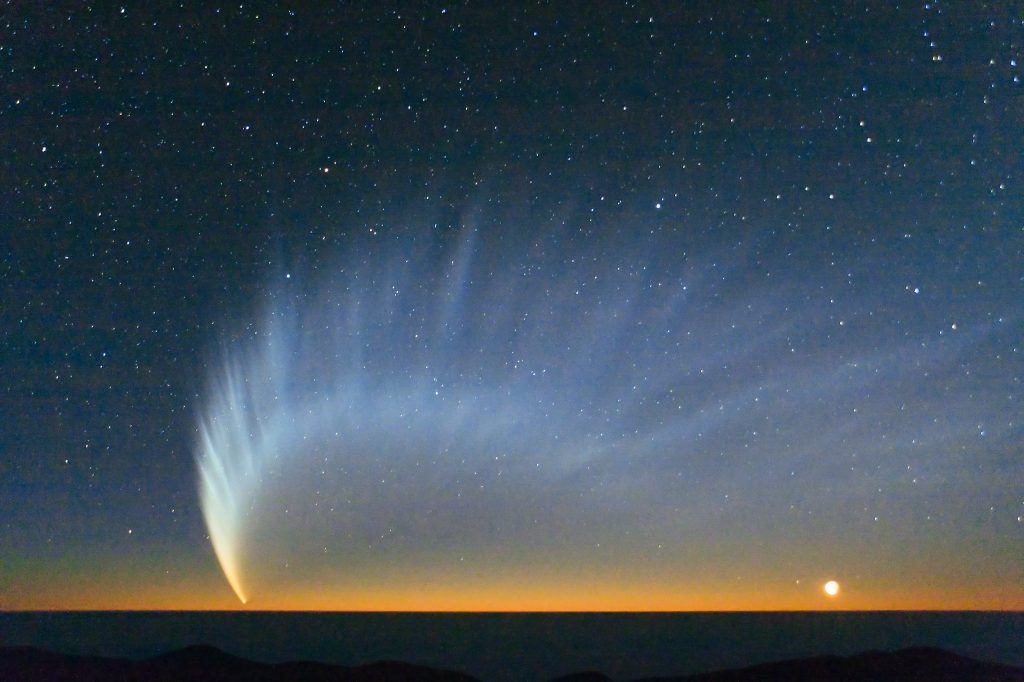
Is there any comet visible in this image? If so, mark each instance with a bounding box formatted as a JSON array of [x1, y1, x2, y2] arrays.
[[191, 217, 703, 604], [192, 211, 908, 606], [196, 355, 262, 605]]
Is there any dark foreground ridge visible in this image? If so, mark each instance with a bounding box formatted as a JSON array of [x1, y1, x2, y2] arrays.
[[627, 646, 1024, 682], [2, 644, 1023, 681], [0, 644, 480, 682]]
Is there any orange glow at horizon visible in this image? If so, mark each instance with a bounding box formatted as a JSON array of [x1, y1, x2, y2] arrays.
[[5, 540, 1023, 613], [6, 566, 1024, 613]]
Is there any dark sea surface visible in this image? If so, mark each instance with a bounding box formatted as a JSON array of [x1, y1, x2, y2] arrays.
[[1, 611, 1021, 681]]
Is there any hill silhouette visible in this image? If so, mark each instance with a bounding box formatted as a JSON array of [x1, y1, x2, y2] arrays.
[[1, 644, 1022, 681], [633, 647, 1024, 682], [0, 644, 480, 681]]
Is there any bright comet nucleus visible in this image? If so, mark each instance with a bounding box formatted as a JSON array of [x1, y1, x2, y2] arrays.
[[824, 580, 840, 597]]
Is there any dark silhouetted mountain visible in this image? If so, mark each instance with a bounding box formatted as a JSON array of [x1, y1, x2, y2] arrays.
[[634, 647, 1024, 682], [2, 644, 1022, 681], [549, 673, 614, 682], [0, 644, 480, 682]]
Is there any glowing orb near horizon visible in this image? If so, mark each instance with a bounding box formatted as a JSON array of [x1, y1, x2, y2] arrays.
[[824, 580, 840, 597]]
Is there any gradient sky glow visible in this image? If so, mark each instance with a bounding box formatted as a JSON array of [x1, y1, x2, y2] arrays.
[[1, 2, 1021, 611]]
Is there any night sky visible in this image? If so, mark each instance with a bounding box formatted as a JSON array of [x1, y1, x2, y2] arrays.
[[2, 2, 1021, 611]]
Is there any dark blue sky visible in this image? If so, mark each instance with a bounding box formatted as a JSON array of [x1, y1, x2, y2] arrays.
[[1, 2, 1020, 609]]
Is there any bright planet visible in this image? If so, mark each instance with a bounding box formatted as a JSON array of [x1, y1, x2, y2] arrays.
[[824, 581, 841, 597]]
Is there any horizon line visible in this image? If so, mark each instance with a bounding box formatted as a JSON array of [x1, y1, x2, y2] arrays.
[[3, 608, 1022, 614]]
